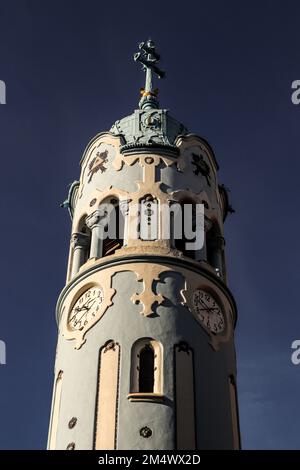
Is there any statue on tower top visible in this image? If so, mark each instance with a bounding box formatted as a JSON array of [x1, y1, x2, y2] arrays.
[[134, 39, 165, 110]]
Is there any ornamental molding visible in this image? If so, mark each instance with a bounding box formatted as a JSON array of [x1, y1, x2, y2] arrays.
[[59, 259, 235, 350]]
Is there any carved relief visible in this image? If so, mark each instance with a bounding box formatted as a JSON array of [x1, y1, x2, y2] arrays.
[[191, 153, 211, 185], [140, 426, 152, 438], [175, 134, 218, 176], [79, 135, 121, 199], [131, 265, 168, 316], [61, 129, 232, 349], [60, 258, 234, 353], [87, 149, 108, 182]]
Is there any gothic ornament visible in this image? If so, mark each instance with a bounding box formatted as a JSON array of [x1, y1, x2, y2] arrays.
[[68, 417, 77, 429], [66, 442, 75, 450], [191, 153, 211, 186], [79, 139, 118, 199], [87, 149, 108, 182], [131, 266, 166, 316], [140, 426, 152, 438], [103, 340, 116, 353], [176, 341, 191, 354]]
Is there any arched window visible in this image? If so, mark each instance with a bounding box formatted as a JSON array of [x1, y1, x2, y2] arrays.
[[129, 338, 163, 399], [206, 223, 225, 278], [102, 199, 124, 257], [139, 344, 155, 393], [80, 221, 91, 263], [174, 200, 197, 260]]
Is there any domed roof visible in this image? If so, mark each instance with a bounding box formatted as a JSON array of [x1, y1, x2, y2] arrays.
[[110, 108, 188, 153]]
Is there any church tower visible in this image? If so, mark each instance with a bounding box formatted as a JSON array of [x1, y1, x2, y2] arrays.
[[47, 40, 240, 450]]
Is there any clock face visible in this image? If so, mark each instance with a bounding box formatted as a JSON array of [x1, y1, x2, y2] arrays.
[[192, 289, 225, 334], [68, 286, 104, 331]]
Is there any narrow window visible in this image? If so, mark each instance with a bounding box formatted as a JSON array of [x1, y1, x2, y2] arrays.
[[129, 339, 163, 397], [174, 201, 197, 260], [81, 224, 91, 263], [102, 200, 124, 257], [174, 343, 196, 450], [229, 375, 241, 449], [139, 344, 155, 392], [206, 223, 225, 277]]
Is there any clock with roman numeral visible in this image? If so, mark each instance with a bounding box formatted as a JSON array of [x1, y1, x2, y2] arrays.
[[68, 286, 104, 331], [192, 289, 225, 334]]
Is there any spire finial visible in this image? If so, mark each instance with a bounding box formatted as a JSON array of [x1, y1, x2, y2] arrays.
[[134, 39, 165, 110]]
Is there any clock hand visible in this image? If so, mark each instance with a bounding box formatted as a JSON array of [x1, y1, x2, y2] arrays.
[[69, 305, 89, 323], [79, 300, 96, 313], [72, 300, 97, 325], [82, 298, 96, 308], [198, 307, 220, 312], [74, 309, 89, 325], [197, 296, 213, 312], [197, 297, 223, 316]]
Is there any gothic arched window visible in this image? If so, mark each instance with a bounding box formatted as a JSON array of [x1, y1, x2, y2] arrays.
[[102, 199, 124, 257], [129, 338, 163, 398], [139, 344, 155, 393], [206, 223, 225, 278], [174, 200, 197, 260], [86, 198, 124, 259]]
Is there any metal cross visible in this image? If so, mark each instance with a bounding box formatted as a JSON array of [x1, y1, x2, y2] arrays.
[[134, 39, 165, 109]]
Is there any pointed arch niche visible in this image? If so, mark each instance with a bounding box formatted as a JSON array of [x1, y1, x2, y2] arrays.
[[128, 338, 163, 402], [48, 370, 63, 450], [94, 340, 120, 450]]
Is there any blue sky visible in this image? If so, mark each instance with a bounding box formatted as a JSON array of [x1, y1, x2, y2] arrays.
[[0, 0, 300, 449]]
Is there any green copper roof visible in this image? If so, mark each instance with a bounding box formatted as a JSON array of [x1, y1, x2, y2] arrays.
[[110, 108, 188, 151]]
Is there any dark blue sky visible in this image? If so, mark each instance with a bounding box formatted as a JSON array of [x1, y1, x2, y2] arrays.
[[0, 0, 299, 449]]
